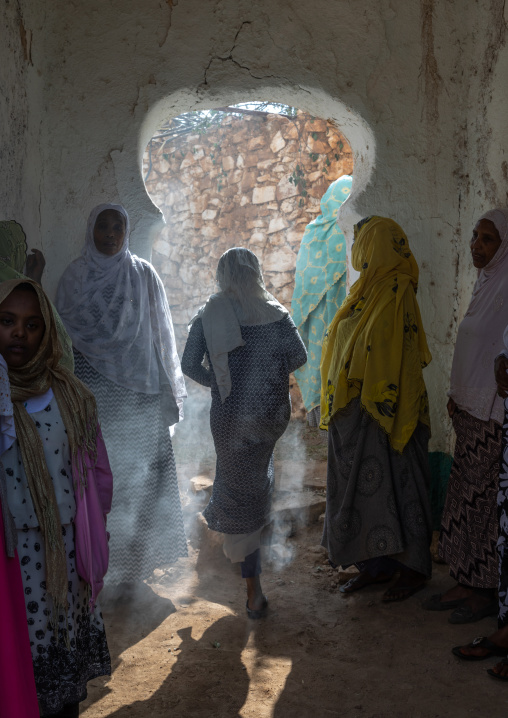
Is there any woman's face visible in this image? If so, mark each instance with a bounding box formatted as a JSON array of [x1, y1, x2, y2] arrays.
[[93, 209, 126, 256], [471, 218, 502, 269], [0, 288, 45, 368]]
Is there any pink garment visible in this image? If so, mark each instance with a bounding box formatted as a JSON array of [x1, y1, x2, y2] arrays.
[[0, 506, 39, 718], [449, 208, 508, 422], [73, 425, 113, 609]]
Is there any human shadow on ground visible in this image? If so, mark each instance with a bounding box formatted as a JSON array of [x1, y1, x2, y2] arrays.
[[105, 614, 253, 717], [84, 581, 176, 709]]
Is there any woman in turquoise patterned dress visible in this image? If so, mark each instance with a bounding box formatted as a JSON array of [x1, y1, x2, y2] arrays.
[[291, 175, 351, 425]]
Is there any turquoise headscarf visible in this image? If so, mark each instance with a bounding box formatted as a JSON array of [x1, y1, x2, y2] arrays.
[[291, 175, 351, 413]]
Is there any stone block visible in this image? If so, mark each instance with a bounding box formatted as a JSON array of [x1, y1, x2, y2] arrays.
[[240, 195, 249, 206], [222, 155, 235, 171], [268, 216, 288, 234], [248, 135, 265, 150], [153, 239, 171, 257], [305, 118, 327, 133], [270, 130, 286, 153], [189, 196, 209, 214], [202, 209, 217, 220], [252, 185, 277, 204], [276, 176, 299, 201], [236, 154, 244, 168], [307, 170, 324, 183], [257, 158, 278, 170], [240, 171, 257, 193], [280, 198, 297, 214], [306, 137, 331, 154], [263, 246, 297, 272], [158, 158, 170, 174], [250, 231, 265, 244], [281, 123, 299, 140]]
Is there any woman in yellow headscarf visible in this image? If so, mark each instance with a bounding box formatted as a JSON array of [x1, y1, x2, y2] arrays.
[[320, 216, 433, 602]]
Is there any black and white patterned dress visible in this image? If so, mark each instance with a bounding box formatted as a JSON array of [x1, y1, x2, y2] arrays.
[[181, 315, 307, 535], [497, 398, 508, 627], [74, 350, 187, 583], [2, 392, 110, 715]]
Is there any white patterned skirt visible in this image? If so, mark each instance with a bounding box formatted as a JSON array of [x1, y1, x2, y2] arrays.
[[17, 523, 110, 716]]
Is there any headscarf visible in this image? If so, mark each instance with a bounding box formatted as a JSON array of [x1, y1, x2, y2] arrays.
[[55, 204, 186, 413], [0, 279, 99, 625], [320, 216, 432, 453], [193, 247, 288, 402], [292, 176, 351, 412], [449, 208, 508, 422], [0, 221, 74, 373]]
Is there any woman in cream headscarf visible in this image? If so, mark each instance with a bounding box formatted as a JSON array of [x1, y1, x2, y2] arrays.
[[0, 220, 73, 371], [320, 216, 433, 602], [426, 210, 508, 633], [181, 248, 307, 617]]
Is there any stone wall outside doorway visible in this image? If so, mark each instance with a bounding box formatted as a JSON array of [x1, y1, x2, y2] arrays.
[[143, 110, 353, 351]]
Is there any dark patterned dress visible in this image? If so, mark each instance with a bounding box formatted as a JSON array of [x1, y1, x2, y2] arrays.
[[74, 351, 187, 583], [438, 410, 501, 588], [322, 397, 433, 577], [2, 397, 110, 716], [181, 315, 307, 535], [497, 399, 508, 626]]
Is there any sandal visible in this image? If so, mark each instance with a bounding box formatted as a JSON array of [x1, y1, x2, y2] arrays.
[[487, 659, 508, 681], [452, 636, 508, 661], [246, 595, 268, 619], [448, 600, 498, 624], [422, 593, 467, 611]]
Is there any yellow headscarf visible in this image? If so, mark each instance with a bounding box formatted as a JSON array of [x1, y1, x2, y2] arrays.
[[319, 216, 432, 452], [0, 221, 74, 372]]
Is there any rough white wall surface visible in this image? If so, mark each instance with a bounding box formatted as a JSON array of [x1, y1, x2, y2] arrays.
[[2, 0, 508, 451]]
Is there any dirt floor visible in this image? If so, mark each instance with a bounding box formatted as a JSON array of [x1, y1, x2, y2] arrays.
[[80, 399, 508, 718]]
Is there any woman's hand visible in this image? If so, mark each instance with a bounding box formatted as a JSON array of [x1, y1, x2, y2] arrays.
[[495, 354, 508, 398], [447, 397, 457, 418], [25, 248, 46, 283]]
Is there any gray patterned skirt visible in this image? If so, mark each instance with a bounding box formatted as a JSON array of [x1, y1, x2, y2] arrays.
[[74, 351, 187, 583], [322, 398, 432, 577]]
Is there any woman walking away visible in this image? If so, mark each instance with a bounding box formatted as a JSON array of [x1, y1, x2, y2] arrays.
[[181, 248, 307, 618], [425, 209, 508, 624], [0, 353, 39, 718], [0, 279, 112, 717], [291, 175, 351, 426], [320, 216, 433, 602], [56, 204, 187, 587]]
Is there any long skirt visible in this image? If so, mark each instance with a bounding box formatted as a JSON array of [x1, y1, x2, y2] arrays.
[[17, 524, 110, 716], [74, 352, 187, 583], [322, 399, 432, 578], [438, 409, 501, 589], [498, 399, 508, 627], [0, 513, 38, 718]]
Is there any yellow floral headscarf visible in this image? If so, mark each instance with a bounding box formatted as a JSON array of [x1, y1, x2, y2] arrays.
[[319, 216, 432, 452]]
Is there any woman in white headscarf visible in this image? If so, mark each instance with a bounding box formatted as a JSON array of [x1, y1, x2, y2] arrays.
[[56, 203, 187, 585], [424, 209, 508, 625], [181, 248, 307, 618]]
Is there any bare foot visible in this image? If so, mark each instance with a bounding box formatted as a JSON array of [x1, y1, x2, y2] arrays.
[[382, 568, 426, 602], [340, 569, 393, 594], [245, 576, 265, 611], [439, 583, 475, 604], [489, 660, 508, 679]]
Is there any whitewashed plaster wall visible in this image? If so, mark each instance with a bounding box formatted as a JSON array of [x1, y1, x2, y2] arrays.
[[1, 0, 508, 452]]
